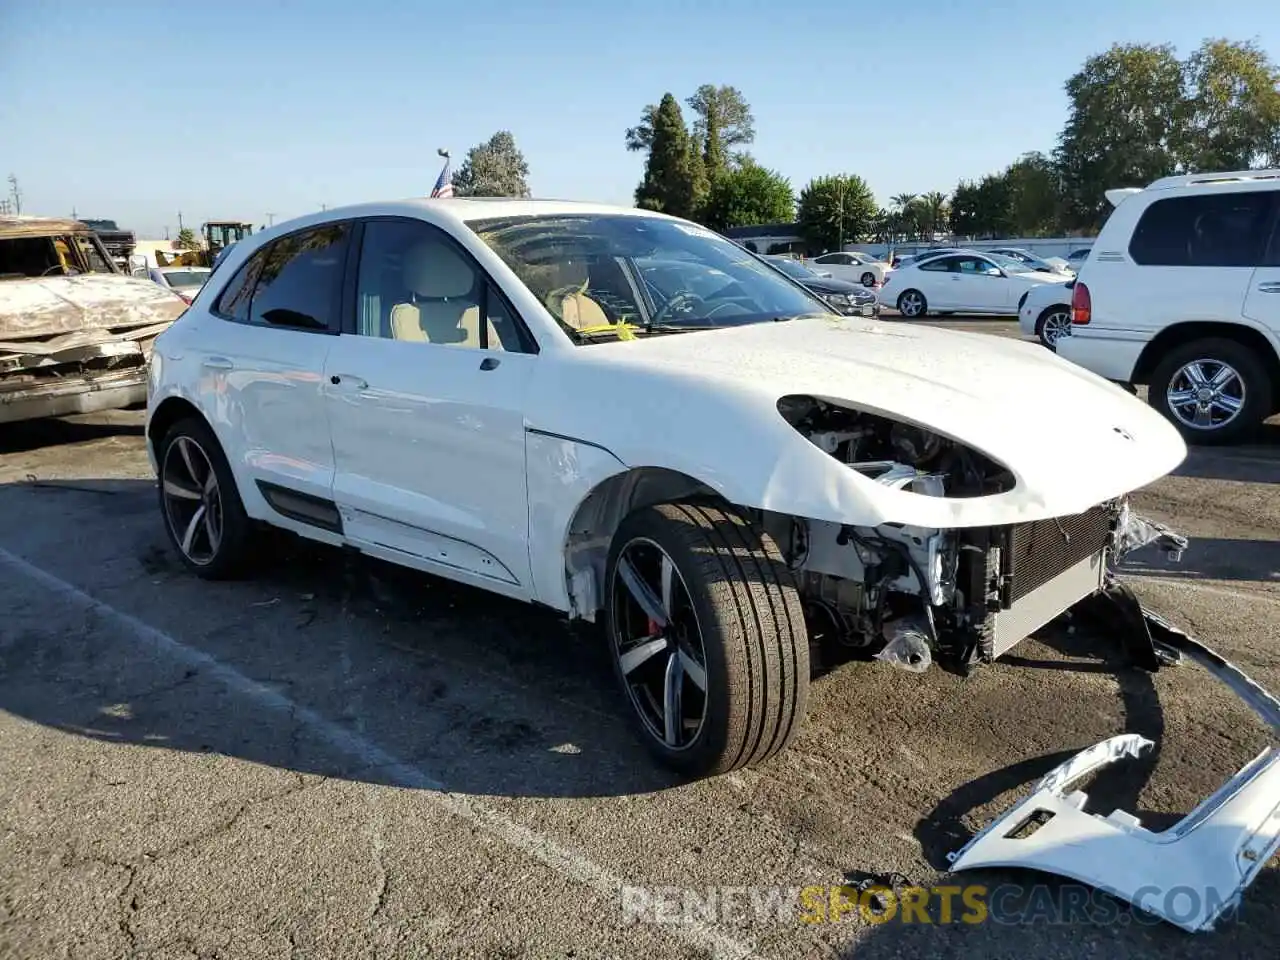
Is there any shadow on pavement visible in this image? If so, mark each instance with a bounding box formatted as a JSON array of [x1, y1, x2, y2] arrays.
[[0, 478, 683, 801], [0, 411, 145, 455]]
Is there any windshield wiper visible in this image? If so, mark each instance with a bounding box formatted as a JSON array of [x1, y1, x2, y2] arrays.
[[769, 312, 834, 323]]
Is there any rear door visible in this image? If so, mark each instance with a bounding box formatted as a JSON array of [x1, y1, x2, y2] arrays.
[[192, 222, 351, 510], [1242, 192, 1280, 336]]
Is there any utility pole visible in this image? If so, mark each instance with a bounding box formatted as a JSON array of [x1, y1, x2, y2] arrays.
[[837, 180, 845, 252], [164, 226, 170, 240], [177, 211, 185, 232], [320, 203, 327, 211], [265, 212, 276, 226]]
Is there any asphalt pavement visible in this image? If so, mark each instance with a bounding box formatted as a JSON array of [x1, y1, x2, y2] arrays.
[[2, 318, 1278, 959]]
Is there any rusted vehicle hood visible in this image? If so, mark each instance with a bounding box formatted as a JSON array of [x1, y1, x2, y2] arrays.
[[0, 275, 187, 340]]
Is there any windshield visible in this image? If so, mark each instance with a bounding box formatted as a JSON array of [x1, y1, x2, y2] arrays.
[[162, 270, 210, 289], [0, 232, 116, 279], [849, 251, 876, 264], [984, 252, 1038, 272], [769, 257, 818, 280], [467, 214, 832, 342]]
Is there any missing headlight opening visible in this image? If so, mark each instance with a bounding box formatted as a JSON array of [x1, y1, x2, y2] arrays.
[[766, 394, 1161, 677], [775, 394, 1015, 498]]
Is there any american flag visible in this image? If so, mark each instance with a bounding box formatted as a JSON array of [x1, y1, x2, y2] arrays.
[[430, 159, 454, 199]]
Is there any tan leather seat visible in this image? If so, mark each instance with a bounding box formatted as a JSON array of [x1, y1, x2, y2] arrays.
[[557, 289, 610, 330], [389, 239, 502, 349]]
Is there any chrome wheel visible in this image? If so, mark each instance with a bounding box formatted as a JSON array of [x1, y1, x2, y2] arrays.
[[610, 537, 708, 751], [898, 291, 924, 317], [161, 435, 224, 565], [1040, 308, 1072, 347], [1166, 359, 1245, 431]]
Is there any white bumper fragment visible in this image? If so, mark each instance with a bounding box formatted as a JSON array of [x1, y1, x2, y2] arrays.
[[948, 616, 1280, 933]]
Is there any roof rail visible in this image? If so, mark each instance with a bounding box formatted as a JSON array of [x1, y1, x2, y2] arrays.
[[1147, 169, 1280, 190]]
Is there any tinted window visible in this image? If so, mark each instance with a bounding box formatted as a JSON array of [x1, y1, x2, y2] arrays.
[[918, 256, 954, 272], [247, 223, 351, 330], [1129, 192, 1276, 267], [354, 218, 528, 351], [212, 251, 264, 321]]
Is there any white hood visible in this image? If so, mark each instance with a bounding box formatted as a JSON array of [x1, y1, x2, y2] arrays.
[[533, 316, 1186, 529]]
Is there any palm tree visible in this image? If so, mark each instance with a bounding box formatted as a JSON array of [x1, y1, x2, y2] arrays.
[[918, 191, 949, 240], [890, 193, 919, 239]]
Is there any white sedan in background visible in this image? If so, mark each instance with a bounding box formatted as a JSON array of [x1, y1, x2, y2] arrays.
[[1018, 278, 1075, 349], [879, 250, 1064, 318], [804, 250, 891, 287]]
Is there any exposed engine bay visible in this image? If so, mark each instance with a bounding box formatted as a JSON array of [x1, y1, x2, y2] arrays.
[[764, 395, 1188, 673]]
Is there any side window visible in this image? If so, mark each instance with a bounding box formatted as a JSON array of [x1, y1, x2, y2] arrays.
[[918, 256, 954, 272], [248, 223, 351, 331], [212, 250, 265, 322], [1130, 192, 1275, 267], [354, 218, 528, 352], [965, 257, 1002, 276]]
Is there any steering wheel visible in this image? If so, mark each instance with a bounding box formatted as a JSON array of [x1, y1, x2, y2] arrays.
[[651, 290, 706, 325]]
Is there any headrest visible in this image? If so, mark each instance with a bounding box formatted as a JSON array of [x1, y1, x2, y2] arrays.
[[402, 239, 475, 299]]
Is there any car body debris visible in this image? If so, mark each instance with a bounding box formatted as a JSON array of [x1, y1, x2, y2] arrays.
[[949, 595, 1280, 933]]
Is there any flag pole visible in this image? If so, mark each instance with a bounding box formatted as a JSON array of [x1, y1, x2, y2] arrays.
[[431, 148, 451, 198]]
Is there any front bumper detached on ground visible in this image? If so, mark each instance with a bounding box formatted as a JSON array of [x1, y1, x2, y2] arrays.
[[949, 597, 1280, 933]]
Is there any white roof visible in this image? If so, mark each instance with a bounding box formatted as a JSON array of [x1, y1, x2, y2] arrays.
[[266, 198, 671, 237]]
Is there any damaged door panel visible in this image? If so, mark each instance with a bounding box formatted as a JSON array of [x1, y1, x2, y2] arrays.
[[1, 216, 187, 424], [949, 605, 1280, 933]]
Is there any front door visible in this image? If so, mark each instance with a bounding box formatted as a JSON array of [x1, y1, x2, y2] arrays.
[[324, 216, 538, 597]]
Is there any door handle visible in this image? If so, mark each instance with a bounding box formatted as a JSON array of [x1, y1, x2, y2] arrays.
[[202, 356, 234, 370], [329, 374, 369, 390], [1258, 282, 1280, 294]]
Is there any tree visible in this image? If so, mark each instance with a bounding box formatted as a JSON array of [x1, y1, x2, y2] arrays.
[[175, 227, 199, 251], [700, 160, 794, 232], [916, 191, 949, 239], [1004, 152, 1063, 235], [634, 94, 698, 218], [685, 84, 755, 181], [1180, 38, 1280, 171], [451, 131, 531, 198], [1055, 43, 1186, 230], [797, 174, 877, 252], [625, 104, 658, 153]]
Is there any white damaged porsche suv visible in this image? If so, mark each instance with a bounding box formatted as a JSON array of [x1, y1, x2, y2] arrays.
[[145, 200, 1280, 928]]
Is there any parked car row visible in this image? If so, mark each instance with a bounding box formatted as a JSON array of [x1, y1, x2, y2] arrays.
[[878, 249, 1066, 318]]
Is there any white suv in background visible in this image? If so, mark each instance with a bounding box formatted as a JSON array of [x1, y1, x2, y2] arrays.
[[1058, 170, 1280, 445]]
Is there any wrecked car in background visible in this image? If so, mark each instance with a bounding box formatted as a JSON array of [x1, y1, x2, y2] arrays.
[[0, 216, 188, 424]]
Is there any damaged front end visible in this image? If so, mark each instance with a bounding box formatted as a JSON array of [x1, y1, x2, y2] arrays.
[[0, 278, 185, 424], [764, 395, 1188, 674]]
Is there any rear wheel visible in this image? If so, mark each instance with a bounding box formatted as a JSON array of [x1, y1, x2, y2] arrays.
[[1035, 305, 1072, 349], [897, 289, 928, 318], [1149, 338, 1270, 446], [605, 502, 810, 777], [860, 271, 876, 287], [158, 417, 255, 578]]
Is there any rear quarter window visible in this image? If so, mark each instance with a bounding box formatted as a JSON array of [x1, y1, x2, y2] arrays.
[[1129, 191, 1276, 267]]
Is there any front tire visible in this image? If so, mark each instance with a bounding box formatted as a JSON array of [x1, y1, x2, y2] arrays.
[[897, 289, 928, 318], [1149, 338, 1270, 446], [605, 502, 810, 778], [158, 416, 255, 578]]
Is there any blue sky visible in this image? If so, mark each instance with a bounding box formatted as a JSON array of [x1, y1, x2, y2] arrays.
[[2, 0, 1277, 238]]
